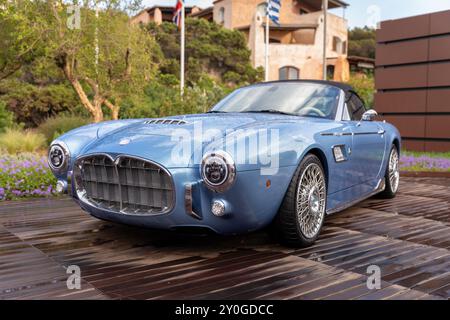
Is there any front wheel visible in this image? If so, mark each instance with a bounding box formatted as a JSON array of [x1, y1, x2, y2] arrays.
[[379, 146, 400, 199], [275, 154, 327, 247]]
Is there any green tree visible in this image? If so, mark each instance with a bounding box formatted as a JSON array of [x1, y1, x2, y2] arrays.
[[348, 27, 376, 59], [148, 19, 263, 86], [122, 73, 232, 119], [0, 0, 48, 81], [0, 101, 14, 132], [347, 73, 375, 108], [47, 0, 161, 122], [0, 79, 81, 127]]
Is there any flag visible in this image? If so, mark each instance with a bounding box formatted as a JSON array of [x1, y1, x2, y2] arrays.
[[267, 0, 281, 25], [173, 0, 184, 28]]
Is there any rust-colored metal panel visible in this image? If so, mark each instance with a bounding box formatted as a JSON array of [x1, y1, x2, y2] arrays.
[[375, 11, 450, 151], [403, 140, 425, 152], [376, 39, 429, 66], [430, 10, 450, 35], [429, 35, 450, 61], [374, 90, 427, 113], [427, 88, 450, 112], [383, 115, 426, 138], [425, 115, 450, 139], [376, 65, 428, 90], [376, 14, 430, 43], [425, 141, 450, 152], [428, 62, 450, 87]]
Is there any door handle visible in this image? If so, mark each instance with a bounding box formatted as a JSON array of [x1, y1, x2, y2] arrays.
[[378, 129, 385, 135]]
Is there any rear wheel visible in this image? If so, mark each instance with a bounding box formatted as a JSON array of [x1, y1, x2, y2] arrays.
[[379, 146, 400, 199], [275, 154, 326, 247]]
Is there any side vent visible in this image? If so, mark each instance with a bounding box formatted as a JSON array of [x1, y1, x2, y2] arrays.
[[145, 119, 188, 125]]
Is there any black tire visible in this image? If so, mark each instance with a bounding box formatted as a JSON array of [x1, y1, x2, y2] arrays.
[[275, 154, 327, 247], [378, 145, 400, 199]]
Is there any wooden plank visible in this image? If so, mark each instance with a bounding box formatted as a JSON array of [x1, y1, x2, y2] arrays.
[[0, 178, 448, 300]]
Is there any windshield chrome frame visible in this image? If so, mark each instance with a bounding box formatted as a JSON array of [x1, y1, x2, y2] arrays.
[[334, 89, 347, 122]]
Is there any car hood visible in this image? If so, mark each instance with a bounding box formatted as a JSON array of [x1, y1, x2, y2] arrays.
[[82, 113, 331, 168]]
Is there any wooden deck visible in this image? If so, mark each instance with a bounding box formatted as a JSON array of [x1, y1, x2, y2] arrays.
[[0, 177, 449, 300]]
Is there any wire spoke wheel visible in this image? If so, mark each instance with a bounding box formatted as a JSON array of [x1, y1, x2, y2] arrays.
[[296, 163, 326, 239], [388, 148, 400, 193]]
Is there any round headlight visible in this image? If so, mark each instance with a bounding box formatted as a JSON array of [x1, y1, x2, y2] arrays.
[[48, 142, 69, 172], [201, 150, 236, 193]]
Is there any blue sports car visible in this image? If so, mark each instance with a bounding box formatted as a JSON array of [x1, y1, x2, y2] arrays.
[[48, 80, 401, 247]]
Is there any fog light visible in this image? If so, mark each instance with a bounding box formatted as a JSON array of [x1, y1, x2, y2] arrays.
[[56, 180, 67, 194], [211, 200, 226, 217]]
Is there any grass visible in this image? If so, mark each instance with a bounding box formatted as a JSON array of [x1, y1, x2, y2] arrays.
[[402, 150, 450, 159], [0, 128, 46, 154], [38, 115, 90, 145]]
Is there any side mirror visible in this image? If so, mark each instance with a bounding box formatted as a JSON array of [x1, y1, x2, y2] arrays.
[[362, 109, 378, 121]]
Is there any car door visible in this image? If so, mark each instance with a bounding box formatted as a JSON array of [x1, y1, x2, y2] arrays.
[[346, 93, 386, 186]]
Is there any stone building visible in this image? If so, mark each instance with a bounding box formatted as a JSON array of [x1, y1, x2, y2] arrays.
[[132, 0, 350, 81]]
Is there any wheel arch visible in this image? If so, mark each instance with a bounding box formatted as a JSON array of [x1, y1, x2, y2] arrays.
[[392, 138, 400, 154], [304, 147, 329, 189]]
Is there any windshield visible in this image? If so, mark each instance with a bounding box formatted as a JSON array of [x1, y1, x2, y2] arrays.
[[211, 82, 341, 119]]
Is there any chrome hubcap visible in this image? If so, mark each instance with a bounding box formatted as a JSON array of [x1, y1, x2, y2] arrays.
[[296, 163, 326, 239], [309, 187, 320, 214], [389, 148, 400, 193]]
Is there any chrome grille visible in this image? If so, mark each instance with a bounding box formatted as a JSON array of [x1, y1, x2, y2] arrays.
[[74, 155, 174, 215]]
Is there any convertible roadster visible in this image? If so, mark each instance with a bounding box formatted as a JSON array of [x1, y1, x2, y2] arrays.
[[49, 80, 401, 247]]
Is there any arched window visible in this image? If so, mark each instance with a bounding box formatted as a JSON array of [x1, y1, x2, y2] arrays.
[[218, 7, 225, 24], [279, 66, 300, 80]]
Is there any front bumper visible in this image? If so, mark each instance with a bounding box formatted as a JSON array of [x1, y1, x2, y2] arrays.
[[60, 167, 296, 235]]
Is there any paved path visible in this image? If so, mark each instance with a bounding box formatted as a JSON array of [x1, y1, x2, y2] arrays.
[[0, 177, 448, 300]]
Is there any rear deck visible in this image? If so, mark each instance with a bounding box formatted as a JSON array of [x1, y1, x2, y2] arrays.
[[0, 177, 449, 300]]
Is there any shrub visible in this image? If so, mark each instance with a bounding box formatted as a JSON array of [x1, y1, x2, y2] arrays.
[[0, 153, 57, 201], [121, 75, 231, 119], [347, 73, 375, 108], [0, 128, 46, 154], [0, 101, 14, 132], [38, 115, 90, 145], [0, 80, 81, 127]]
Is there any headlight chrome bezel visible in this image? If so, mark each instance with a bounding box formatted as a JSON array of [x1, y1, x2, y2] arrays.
[[201, 150, 236, 193], [48, 141, 70, 173]]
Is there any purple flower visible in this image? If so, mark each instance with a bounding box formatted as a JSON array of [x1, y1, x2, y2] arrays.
[[400, 154, 450, 172], [0, 154, 58, 200]]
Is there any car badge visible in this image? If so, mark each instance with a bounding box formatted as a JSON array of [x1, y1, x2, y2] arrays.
[[119, 138, 131, 146]]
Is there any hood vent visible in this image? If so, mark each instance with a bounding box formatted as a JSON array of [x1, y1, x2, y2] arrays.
[[145, 119, 188, 126]]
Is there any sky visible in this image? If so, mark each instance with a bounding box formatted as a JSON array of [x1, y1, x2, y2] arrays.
[[142, 0, 450, 28]]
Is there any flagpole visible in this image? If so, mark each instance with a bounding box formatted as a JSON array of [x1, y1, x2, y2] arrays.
[[265, 0, 270, 82], [180, 1, 186, 95], [322, 0, 328, 80]]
